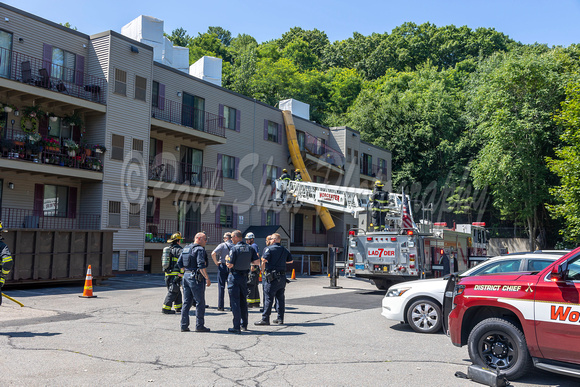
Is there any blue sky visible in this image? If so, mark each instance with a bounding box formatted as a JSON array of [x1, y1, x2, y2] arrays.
[[6, 0, 580, 46]]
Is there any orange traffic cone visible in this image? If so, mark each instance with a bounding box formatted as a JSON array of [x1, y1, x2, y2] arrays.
[[79, 265, 97, 298], [291, 269, 296, 280]]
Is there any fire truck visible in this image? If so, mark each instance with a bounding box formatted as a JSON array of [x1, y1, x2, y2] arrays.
[[276, 180, 489, 289]]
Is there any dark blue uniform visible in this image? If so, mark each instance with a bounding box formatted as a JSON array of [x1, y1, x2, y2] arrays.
[[177, 243, 208, 330], [227, 241, 259, 330], [261, 243, 293, 323]]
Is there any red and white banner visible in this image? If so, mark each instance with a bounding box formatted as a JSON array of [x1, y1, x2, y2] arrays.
[[316, 191, 345, 205]]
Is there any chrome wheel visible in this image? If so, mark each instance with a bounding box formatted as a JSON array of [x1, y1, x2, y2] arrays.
[[406, 299, 442, 333]]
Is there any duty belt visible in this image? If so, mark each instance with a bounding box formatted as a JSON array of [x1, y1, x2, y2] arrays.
[[232, 270, 249, 275]]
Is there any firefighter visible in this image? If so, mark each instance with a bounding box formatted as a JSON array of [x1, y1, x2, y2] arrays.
[[0, 221, 14, 305], [162, 232, 184, 314], [370, 180, 388, 231], [294, 169, 302, 181], [279, 169, 291, 181]]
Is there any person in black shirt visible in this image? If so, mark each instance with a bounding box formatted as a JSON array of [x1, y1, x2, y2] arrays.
[[226, 230, 259, 333], [177, 232, 211, 332], [255, 233, 293, 325]]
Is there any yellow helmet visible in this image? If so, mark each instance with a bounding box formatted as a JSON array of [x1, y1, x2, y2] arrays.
[[282, 169, 288, 173], [295, 169, 300, 173], [374, 180, 384, 188], [167, 232, 183, 243]]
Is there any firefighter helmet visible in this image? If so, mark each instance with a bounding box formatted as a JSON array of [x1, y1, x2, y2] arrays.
[[245, 232, 255, 239], [167, 232, 183, 243], [282, 169, 288, 173], [374, 180, 384, 188], [0, 220, 5, 232], [295, 169, 300, 173]]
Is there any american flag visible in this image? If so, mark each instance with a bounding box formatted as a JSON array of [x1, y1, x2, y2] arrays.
[[401, 194, 415, 229]]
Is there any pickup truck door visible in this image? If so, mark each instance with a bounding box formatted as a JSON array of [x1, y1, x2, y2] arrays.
[[534, 254, 580, 364]]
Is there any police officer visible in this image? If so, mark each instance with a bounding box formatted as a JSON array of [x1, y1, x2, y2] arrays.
[[177, 232, 211, 332], [0, 221, 14, 305], [370, 180, 388, 231], [255, 233, 293, 326], [162, 232, 184, 314], [294, 169, 302, 181], [211, 232, 233, 311], [226, 230, 259, 333]]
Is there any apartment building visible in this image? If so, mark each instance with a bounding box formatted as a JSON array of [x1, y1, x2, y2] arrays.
[[0, 3, 391, 281]]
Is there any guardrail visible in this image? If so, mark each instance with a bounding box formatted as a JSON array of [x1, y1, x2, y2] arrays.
[[151, 99, 225, 138], [148, 158, 222, 190], [303, 132, 345, 169], [1, 207, 101, 230], [0, 46, 106, 104], [146, 220, 225, 244]]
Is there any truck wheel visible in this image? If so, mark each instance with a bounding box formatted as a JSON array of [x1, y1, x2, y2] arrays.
[[467, 317, 532, 380], [406, 299, 442, 334], [372, 279, 391, 290]]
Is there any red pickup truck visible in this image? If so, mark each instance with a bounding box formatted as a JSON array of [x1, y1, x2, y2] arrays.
[[448, 247, 580, 379]]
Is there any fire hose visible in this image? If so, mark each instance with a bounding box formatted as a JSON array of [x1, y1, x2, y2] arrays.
[[2, 293, 24, 307]]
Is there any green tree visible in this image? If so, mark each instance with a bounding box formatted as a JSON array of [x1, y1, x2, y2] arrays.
[[281, 38, 320, 72], [166, 27, 191, 47], [278, 27, 330, 61], [60, 22, 77, 30], [207, 26, 232, 46], [249, 58, 300, 106], [466, 48, 573, 249], [547, 80, 580, 244]]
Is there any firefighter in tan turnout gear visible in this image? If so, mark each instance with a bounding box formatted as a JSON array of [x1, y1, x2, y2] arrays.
[[162, 232, 184, 314], [0, 221, 14, 305], [370, 180, 389, 231]]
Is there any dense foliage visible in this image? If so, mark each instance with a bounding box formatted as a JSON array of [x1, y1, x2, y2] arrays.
[[165, 24, 580, 248]]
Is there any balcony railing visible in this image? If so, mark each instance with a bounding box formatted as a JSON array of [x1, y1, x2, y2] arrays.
[[146, 220, 224, 244], [302, 132, 345, 169], [1, 207, 101, 230], [0, 47, 107, 104], [148, 158, 222, 190], [293, 231, 344, 247], [151, 99, 225, 138], [360, 163, 388, 179], [1, 128, 104, 172]]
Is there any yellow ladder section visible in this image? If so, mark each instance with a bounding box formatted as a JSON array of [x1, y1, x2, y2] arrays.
[[282, 110, 335, 230]]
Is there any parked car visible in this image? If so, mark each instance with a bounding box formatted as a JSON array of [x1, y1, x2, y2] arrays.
[[381, 251, 569, 333]]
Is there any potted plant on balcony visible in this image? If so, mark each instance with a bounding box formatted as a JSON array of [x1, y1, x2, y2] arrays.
[[63, 139, 79, 157], [13, 133, 27, 146], [63, 111, 83, 129], [94, 144, 106, 154], [45, 137, 61, 152], [2, 103, 16, 113], [28, 132, 42, 143], [93, 159, 102, 171], [47, 112, 59, 122]]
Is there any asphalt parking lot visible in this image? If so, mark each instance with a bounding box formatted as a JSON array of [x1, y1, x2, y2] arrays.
[[0, 275, 578, 386]]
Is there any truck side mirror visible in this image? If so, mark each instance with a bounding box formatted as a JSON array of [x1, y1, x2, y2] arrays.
[[550, 264, 565, 282]]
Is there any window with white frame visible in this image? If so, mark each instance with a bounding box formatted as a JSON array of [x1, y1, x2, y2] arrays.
[[51, 47, 76, 82], [265, 165, 278, 185], [135, 75, 147, 101], [266, 210, 276, 226], [221, 155, 235, 179], [129, 203, 141, 227], [223, 106, 237, 130], [43, 184, 68, 217], [111, 134, 124, 161], [108, 201, 121, 227], [220, 205, 233, 228], [267, 121, 278, 142], [114, 68, 127, 96]]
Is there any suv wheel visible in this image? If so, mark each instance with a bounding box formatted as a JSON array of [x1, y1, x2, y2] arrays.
[[406, 299, 442, 333], [467, 317, 532, 380]]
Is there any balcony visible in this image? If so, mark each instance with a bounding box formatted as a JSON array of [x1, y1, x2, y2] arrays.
[[0, 47, 107, 110], [301, 132, 345, 174], [146, 220, 224, 246], [0, 128, 104, 180], [1, 207, 101, 230], [292, 230, 344, 249], [148, 158, 223, 196], [360, 163, 388, 181], [151, 99, 226, 145]]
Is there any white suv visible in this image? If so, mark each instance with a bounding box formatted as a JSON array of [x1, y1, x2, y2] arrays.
[[381, 251, 568, 334]]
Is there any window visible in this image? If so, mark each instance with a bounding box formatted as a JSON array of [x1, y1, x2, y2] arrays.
[[297, 131, 306, 151], [129, 203, 141, 227], [347, 148, 352, 163], [471, 259, 521, 275], [51, 47, 75, 82], [132, 138, 144, 157], [114, 68, 127, 96], [361, 153, 372, 175], [267, 121, 278, 142], [354, 150, 359, 165], [47, 118, 71, 139], [265, 165, 278, 185], [378, 158, 386, 172], [221, 155, 236, 179], [127, 251, 139, 271], [43, 185, 68, 217], [219, 205, 233, 228], [152, 81, 159, 107], [313, 215, 325, 234], [223, 106, 237, 130], [135, 75, 147, 101], [314, 176, 325, 183], [266, 210, 276, 226], [112, 251, 120, 271], [566, 256, 580, 281], [317, 138, 326, 155], [108, 201, 121, 227], [111, 134, 124, 161], [146, 196, 155, 222], [526, 259, 554, 272]]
